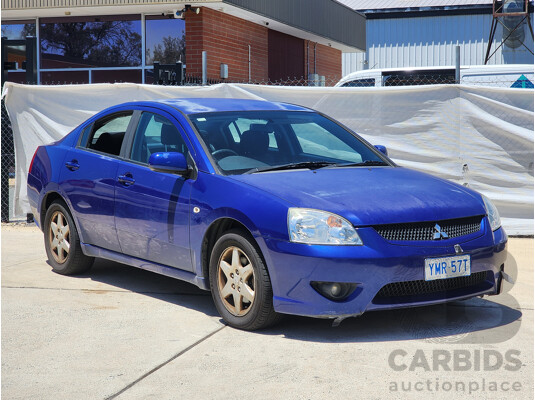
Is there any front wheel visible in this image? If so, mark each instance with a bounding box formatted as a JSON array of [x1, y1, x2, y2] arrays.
[[209, 230, 280, 330], [44, 200, 93, 275]]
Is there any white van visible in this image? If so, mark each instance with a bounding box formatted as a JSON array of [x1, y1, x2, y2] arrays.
[[335, 64, 534, 88]]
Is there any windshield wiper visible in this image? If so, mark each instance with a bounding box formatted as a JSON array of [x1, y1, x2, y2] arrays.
[[246, 161, 338, 174], [336, 160, 388, 167]]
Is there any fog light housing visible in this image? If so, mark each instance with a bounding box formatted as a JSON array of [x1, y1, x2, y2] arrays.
[[311, 281, 358, 302]]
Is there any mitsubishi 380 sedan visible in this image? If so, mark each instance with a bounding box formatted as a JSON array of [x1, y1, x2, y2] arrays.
[[28, 98, 508, 330]]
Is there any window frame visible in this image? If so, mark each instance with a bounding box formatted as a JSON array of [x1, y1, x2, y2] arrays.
[[128, 110, 190, 165], [77, 110, 138, 159], [2, 12, 186, 84], [188, 110, 395, 176], [121, 107, 196, 169]]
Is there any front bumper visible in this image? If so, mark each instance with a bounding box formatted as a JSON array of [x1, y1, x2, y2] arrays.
[[261, 220, 508, 318]]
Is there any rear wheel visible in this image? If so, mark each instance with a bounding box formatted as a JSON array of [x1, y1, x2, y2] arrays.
[[209, 230, 280, 330], [44, 200, 93, 275]]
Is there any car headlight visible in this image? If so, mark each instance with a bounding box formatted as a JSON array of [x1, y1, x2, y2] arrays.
[[482, 195, 501, 231], [288, 208, 363, 245]]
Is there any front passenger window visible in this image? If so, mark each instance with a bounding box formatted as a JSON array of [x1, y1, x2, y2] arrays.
[[130, 112, 188, 164]]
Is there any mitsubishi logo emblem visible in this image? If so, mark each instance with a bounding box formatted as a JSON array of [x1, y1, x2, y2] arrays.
[[433, 224, 448, 240]]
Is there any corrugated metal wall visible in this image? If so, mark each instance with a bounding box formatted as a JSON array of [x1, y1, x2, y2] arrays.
[[343, 13, 535, 75]]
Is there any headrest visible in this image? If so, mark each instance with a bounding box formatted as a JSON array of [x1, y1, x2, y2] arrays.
[[93, 132, 124, 155], [240, 130, 269, 158], [161, 123, 179, 146]]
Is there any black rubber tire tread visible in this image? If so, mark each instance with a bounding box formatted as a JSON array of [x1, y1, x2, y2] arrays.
[[44, 200, 94, 275], [209, 229, 282, 331]]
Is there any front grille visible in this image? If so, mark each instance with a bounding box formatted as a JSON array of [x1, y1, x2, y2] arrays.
[[374, 271, 488, 299], [374, 215, 483, 241]]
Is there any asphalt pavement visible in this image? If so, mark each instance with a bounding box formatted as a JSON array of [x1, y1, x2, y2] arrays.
[[1, 224, 533, 400]]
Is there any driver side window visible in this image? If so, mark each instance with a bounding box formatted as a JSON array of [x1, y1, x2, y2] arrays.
[[130, 112, 188, 164]]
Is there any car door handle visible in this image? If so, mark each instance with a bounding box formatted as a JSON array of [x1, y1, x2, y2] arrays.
[[118, 173, 135, 186], [65, 160, 79, 171]]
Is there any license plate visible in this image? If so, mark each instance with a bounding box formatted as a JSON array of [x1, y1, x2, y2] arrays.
[[424, 255, 471, 281]]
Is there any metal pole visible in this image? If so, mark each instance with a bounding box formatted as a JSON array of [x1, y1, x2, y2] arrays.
[[153, 61, 160, 84], [202, 51, 207, 85], [455, 45, 460, 84], [313, 43, 317, 74], [1, 37, 9, 222], [176, 61, 183, 85], [36, 17, 40, 84], [141, 13, 146, 84], [484, 18, 498, 64], [248, 44, 251, 83], [1, 37, 6, 86]]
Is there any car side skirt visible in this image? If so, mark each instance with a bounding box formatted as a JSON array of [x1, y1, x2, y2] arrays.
[[81, 243, 210, 290]]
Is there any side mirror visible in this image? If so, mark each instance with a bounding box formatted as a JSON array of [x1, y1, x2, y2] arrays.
[[374, 145, 388, 156], [149, 152, 189, 175]]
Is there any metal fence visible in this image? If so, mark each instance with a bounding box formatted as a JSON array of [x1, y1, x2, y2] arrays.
[[1, 97, 15, 223], [1, 72, 532, 222]]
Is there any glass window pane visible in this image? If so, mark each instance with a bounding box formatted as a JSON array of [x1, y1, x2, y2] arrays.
[[4, 72, 27, 84], [91, 69, 142, 83], [1, 21, 36, 40], [87, 112, 133, 156], [292, 123, 362, 162], [39, 16, 141, 69], [342, 78, 375, 87], [1, 21, 36, 71], [40, 70, 89, 84], [131, 112, 188, 164], [190, 111, 384, 175], [145, 17, 186, 65]]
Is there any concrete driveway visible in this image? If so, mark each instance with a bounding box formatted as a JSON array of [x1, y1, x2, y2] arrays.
[[2, 224, 533, 399]]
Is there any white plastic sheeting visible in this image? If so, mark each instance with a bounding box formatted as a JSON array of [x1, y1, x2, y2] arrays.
[[3, 82, 533, 234]]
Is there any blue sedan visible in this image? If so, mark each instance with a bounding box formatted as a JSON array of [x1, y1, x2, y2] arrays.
[[27, 98, 508, 330]]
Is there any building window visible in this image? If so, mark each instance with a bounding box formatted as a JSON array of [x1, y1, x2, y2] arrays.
[[1, 20, 36, 40], [2, 14, 186, 84], [1, 20, 36, 82], [39, 15, 142, 69], [145, 16, 186, 65]]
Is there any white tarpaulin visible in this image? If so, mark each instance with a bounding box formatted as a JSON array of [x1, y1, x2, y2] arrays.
[[3, 82, 533, 234]]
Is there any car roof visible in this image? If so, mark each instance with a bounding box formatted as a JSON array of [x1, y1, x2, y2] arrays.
[[146, 98, 313, 115]]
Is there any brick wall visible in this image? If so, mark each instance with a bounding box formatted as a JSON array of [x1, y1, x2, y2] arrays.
[[186, 7, 268, 82], [304, 42, 342, 85], [185, 7, 342, 84]]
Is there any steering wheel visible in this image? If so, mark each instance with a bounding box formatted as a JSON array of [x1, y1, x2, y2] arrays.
[[212, 149, 239, 161]]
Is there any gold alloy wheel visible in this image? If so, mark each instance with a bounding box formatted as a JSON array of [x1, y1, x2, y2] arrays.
[[217, 246, 255, 316], [48, 210, 71, 264]]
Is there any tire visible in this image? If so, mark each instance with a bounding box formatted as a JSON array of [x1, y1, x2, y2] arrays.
[[43, 200, 94, 275], [209, 229, 281, 330]]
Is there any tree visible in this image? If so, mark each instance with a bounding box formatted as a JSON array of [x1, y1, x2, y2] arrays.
[[40, 20, 142, 66], [148, 34, 186, 65], [1, 23, 35, 40]]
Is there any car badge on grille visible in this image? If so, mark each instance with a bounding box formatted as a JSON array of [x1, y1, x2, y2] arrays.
[[454, 244, 463, 254], [433, 224, 448, 240]]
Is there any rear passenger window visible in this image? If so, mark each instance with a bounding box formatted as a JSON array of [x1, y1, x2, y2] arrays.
[[85, 112, 133, 156]]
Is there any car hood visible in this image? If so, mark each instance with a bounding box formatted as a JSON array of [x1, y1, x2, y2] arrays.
[[229, 167, 486, 226]]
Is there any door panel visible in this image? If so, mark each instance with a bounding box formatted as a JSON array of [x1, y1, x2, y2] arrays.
[[58, 111, 135, 251], [114, 163, 192, 270], [114, 110, 193, 271], [59, 148, 121, 252]]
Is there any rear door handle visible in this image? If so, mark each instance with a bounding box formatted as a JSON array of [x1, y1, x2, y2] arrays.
[[118, 173, 135, 186], [65, 160, 79, 171]]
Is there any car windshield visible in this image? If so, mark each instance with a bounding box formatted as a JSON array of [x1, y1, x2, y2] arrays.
[[189, 111, 389, 175]]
